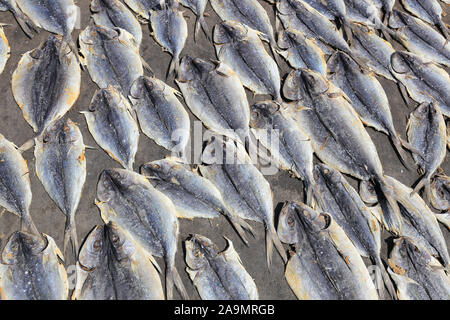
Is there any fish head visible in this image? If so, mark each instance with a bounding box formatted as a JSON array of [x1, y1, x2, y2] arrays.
[[30, 35, 62, 60], [177, 56, 214, 82], [78, 225, 106, 270], [314, 164, 341, 186], [2, 231, 47, 264], [185, 234, 217, 269], [130, 76, 164, 99], [413, 102, 438, 121], [81, 24, 120, 45], [294, 202, 331, 234], [214, 21, 248, 44], [390, 51, 414, 74], [105, 222, 135, 262], [140, 159, 172, 181], [40, 118, 78, 145], [390, 237, 432, 273], [97, 169, 129, 202], [250, 101, 279, 129], [283, 69, 309, 101], [277, 201, 303, 245], [89, 87, 118, 112], [300, 69, 329, 96], [359, 181, 378, 205]]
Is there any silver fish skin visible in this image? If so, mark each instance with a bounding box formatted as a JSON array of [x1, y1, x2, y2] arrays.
[[0, 25, 9, 74], [96, 168, 188, 300], [278, 201, 379, 300], [34, 118, 86, 257], [210, 0, 277, 53], [91, 0, 142, 46], [150, 0, 187, 77], [141, 157, 253, 243], [11, 35, 81, 134], [180, 0, 208, 41], [0, 0, 37, 37], [83, 86, 139, 171], [388, 237, 450, 300], [407, 103, 446, 196], [372, 0, 395, 17], [283, 69, 404, 234], [249, 100, 315, 205], [371, 175, 450, 268], [389, 10, 450, 67], [342, 0, 384, 27], [129, 76, 190, 159], [276, 0, 351, 55], [176, 56, 250, 145], [430, 176, 450, 229], [277, 28, 327, 76], [0, 134, 37, 235], [312, 164, 396, 297], [401, 0, 448, 39], [391, 51, 450, 117], [15, 0, 77, 41], [0, 232, 68, 300], [185, 234, 259, 300], [79, 24, 144, 95], [72, 223, 164, 300], [199, 137, 288, 267], [214, 21, 281, 101], [328, 51, 410, 166], [349, 22, 396, 81], [124, 0, 163, 19]]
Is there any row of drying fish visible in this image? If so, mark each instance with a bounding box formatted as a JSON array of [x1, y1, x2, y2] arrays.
[[0, 0, 447, 300]]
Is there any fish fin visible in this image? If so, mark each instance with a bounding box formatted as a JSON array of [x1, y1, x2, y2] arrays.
[[12, 9, 37, 38], [269, 41, 282, 69], [147, 253, 162, 273], [390, 134, 412, 170], [397, 82, 412, 108], [141, 57, 154, 75], [376, 178, 403, 234], [411, 174, 431, 196], [18, 138, 35, 152], [166, 265, 189, 300], [63, 216, 78, 258], [194, 15, 209, 42], [376, 258, 397, 300]]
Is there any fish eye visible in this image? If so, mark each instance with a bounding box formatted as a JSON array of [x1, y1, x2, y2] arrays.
[[93, 239, 102, 250], [111, 234, 120, 244], [287, 215, 295, 227], [194, 249, 201, 257], [43, 135, 50, 143]]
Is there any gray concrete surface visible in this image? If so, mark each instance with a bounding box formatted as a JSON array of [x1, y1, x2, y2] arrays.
[[0, 0, 447, 300]]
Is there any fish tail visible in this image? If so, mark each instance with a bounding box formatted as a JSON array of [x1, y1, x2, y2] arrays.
[[18, 137, 35, 152], [269, 40, 282, 69], [438, 20, 449, 40], [266, 225, 287, 269], [227, 215, 254, 245], [20, 213, 39, 237], [12, 9, 37, 38], [411, 174, 431, 197], [304, 180, 314, 207], [166, 264, 189, 300], [390, 134, 412, 170], [166, 55, 180, 80], [194, 15, 209, 42], [63, 215, 78, 258], [375, 257, 397, 300], [375, 178, 403, 234]]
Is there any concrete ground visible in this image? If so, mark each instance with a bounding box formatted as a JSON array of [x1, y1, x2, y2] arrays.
[[0, 0, 448, 300]]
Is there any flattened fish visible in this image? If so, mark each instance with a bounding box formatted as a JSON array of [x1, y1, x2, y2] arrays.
[[0, 0, 37, 37], [12, 35, 80, 135], [176, 56, 250, 145], [407, 103, 446, 196], [185, 234, 258, 300], [199, 137, 288, 267], [34, 118, 86, 256], [210, 0, 278, 58], [312, 164, 395, 297], [141, 157, 253, 243], [91, 0, 142, 46], [79, 24, 144, 95], [124, 0, 163, 20], [250, 100, 315, 205], [129, 76, 189, 158], [180, 0, 208, 41], [349, 22, 396, 81], [96, 168, 188, 300], [401, 0, 448, 39], [328, 51, 411, 166], [368, 175, 450, 268], [277, 28, 327, 75], [391, 51, 450, 117], [214, 21, 281, 101], [342, 0, 385, 28], [0, 24, 9, 74], [283, 69, 403, 234], [0, 134, 37, 235], [72, 223, 164, 300], [388, 237, 450, 300], [83, 86, 139, 170], [0, 232, 68, 300], [276, 0, 352, 55], [389, 10, 450, 67], [16, 0, 78, 53], [278, 201, 379, 300], [150, 0, 188, 78]]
